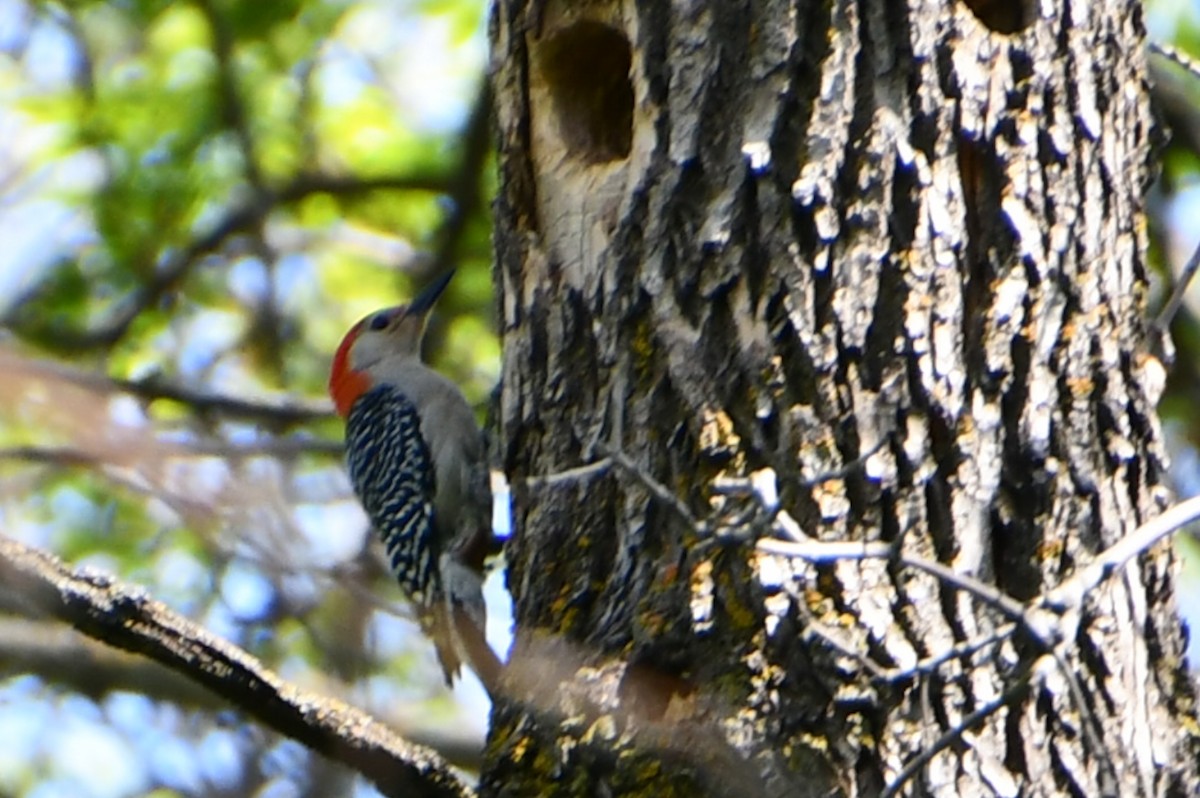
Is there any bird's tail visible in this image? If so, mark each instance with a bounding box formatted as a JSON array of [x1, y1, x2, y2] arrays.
[[419, 602, 465, 686], [449, 592, 503, 695], [422, 554, 503, 695]]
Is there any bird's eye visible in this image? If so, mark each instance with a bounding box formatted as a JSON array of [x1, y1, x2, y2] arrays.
[[368, 313, 390, 331]]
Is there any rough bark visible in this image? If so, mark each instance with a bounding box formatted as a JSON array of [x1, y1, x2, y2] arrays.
[[488, 0, 1200, 795]]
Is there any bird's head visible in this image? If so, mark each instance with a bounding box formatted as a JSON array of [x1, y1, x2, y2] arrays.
[[328, 270, 454, 417]]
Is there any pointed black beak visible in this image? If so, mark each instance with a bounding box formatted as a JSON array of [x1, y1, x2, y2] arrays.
[[407, 269, 455, 316]]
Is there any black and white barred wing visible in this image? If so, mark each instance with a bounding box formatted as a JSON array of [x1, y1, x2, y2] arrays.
[[345, 385, 440, 606]]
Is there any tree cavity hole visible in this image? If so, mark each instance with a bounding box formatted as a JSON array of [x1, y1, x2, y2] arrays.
[[959, 0, 1033, 33], [539, 21, 634, 164]]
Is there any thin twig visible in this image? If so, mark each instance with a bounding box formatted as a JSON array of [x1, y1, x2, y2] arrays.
[[599, 446, 702, 531], [1150, 41, 1200, 333], [799, 437, 890, 487], [1049, 645, 1119, 795], [1153, 232, 1200, 334], [880, 668, 1033, 798], [523, 458, 613, 489], [896, 624, 1015, 681], [1044, 493, 1200, 612], [760, 490, 1200, 651], [1150, 41, 1200, 83], [757, 538, 1036, 638], [796, 600, 891, 680]]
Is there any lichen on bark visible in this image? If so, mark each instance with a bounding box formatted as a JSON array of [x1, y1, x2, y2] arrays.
[[486, 0, 1200, 795]]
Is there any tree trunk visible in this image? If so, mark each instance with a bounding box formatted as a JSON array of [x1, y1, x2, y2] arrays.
[[486, 1, 1199, 795]]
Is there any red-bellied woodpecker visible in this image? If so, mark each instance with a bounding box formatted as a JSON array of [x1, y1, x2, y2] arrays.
[[328, 271, 499, 690]]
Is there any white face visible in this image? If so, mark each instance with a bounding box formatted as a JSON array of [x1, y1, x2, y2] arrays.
[[349, 308, 426, 372]]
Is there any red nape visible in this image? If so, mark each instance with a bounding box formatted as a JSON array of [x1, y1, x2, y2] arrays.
[[329, 321, 370, 417]]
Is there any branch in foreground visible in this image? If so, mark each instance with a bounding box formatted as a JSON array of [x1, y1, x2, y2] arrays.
[[0, 535, 473, 798], [0, 616, 486, 771], [0, 615, 221, 709]]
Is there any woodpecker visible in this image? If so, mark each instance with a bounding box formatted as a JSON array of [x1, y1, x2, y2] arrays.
[[329, 271, 499, 690]]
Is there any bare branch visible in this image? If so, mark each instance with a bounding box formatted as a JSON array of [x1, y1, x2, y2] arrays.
[[799, 436, 890, 487], [7, 170, 453, 353], [600, 446, 703, 531], [1044, 493, 1200, 612], [0, 348, 332, 426], [897, 624, 1016, 681], [880, 668, 1034, 798], [0, 535, 474, 798], [757, 537, 1036, 638], [0, 615, 224, 709], [0, 438, 341, 468], [1149, 42, 1200, 160], [1152, 224, 1200, 335], [0, 616, 486, 772], [758, 491, 1200, 652], [1150, 42, 1200, 333], [522, 458, 612, 489], [539, 447, 1198, 792]]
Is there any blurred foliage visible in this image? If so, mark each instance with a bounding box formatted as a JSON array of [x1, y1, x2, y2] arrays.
[[1153, 4, 1200, 455], [0, 0, 496, 796], [4, 0, 1200, 796]]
